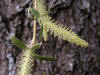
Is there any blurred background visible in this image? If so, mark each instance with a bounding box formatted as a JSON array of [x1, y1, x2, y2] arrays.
[[0, 0, 100, 75]]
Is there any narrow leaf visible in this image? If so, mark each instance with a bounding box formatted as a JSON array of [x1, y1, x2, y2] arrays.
[[29, 8, 40, 18], [10, 36, 28, 50], [39, 21, 43, 40], [31, 42, 42, 50], [33, 53, 56, 61], [39, 20, 48, 41]]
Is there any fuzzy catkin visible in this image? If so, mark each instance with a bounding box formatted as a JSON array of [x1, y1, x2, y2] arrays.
[[17, 50, 34, 75], [37, 0, 88, 47]]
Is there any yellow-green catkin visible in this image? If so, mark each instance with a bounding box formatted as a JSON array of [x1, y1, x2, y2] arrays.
[[37, 0, 88, 47], [17, 49, 34, 75]]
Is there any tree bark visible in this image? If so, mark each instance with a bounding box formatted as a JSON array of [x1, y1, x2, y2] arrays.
[[0, 0, 100, 75]]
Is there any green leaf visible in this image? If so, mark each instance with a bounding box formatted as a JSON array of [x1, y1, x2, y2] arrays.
[[31, 42, 42, 50], [10, 36, 28, 50], [39, 21, 43, 40], [39, 20, 48, 41], [29, 8, 40, 18], [32, 53, 56, 61]]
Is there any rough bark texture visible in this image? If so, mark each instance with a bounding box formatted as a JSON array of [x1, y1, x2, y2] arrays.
[[0, 0, 100, 75]]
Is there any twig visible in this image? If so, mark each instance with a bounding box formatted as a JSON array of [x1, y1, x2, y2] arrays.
[[32, 0, 37, 44]]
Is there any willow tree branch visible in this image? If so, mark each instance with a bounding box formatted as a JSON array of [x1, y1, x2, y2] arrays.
[[32, 0, 37, 44]]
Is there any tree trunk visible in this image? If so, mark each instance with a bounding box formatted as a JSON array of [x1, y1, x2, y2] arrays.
[[0, 0, 100, 75]]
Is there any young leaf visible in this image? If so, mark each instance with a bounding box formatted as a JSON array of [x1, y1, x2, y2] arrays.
[[39, 21, 43, 40], [10, 36, 28, 50], [39, 20, 48, 41], [31, 42, 42, 50], [29, 8, 40, 18], [32, 53, 56, 61]]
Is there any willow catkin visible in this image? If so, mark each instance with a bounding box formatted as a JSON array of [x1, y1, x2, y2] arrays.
[[37, 0, 88, 47]]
